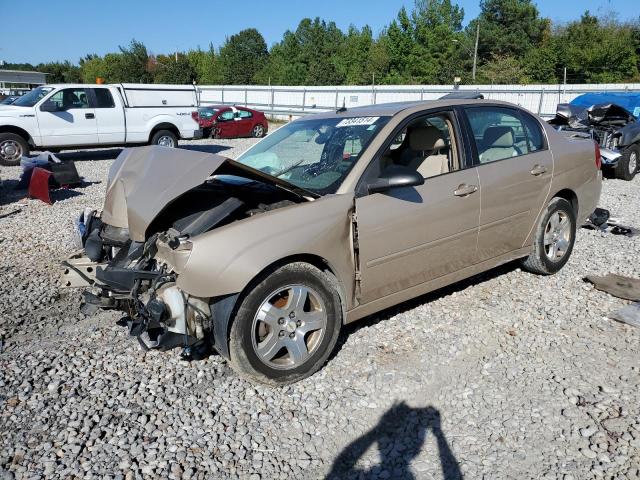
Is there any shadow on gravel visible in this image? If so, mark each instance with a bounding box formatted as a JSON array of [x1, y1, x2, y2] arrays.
[[333, 260, 520, 359], [326, 402, 462, 480], [54, 148, 123, 161], [179, 144, 232, 155]]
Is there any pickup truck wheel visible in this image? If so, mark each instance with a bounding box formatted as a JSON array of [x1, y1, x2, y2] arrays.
[[521, 197, 576, 275], [229, 262, 342, 385], [0, 133, 29, 166], [150, 130, 178, 148], [615, 144, 639, 181]]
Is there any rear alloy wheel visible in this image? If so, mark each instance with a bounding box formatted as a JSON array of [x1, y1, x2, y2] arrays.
[[615, 144, 639, 181], [521, 197, 576, 275], [150, 129, 178, 148], [229, 263, 341, 385], [0, 133, 29, 167], [251, 124, 265, 138]]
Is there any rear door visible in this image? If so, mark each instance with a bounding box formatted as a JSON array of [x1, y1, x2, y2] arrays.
[[91, 88, 125, 143], [215, 109, 237, 138], [462, 105, 552, 261], [235, 108, 254, 136], [37, 87, 98, 146], [355, 109, 480, 304]]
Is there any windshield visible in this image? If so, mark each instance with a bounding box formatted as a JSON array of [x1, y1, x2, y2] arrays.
[[12, 87, 54, 107], [236, 115, 390, 195]]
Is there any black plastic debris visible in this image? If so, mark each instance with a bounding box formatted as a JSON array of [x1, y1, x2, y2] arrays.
[[583, 208, 639, 237]]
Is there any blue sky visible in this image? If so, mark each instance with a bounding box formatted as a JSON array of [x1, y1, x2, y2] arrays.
[[0, 0, 637, 64]]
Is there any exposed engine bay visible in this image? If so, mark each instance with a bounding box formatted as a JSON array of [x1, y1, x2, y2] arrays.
[[549, 102, 640, 168], [62, 147, 309, 355]]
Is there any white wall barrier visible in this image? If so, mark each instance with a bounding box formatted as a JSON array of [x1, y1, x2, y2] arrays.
[[196, 83, 640, 118]]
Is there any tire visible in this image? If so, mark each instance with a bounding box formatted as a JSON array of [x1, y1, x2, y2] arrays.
[[0, 133, 29, 166], [251, 124, 265, 138], [521, 197, 576, 275], [229, 262, 342, 385], [615, 144, 639, 181], [150, 129, 178, 148]]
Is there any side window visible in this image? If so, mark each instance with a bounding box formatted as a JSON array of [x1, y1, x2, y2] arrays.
[[464, 107, 530, 164], [237, 109, 253, 119], [93, 88, 115, 108], [219, 110, 234, 121], [520, 112, 545, 152], [47, 88, 91, 110], [378, 112, 460, 179]]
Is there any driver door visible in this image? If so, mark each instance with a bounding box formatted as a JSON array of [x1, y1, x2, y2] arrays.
[[355, 110, 481, 305], [37, 88, 98, 146]]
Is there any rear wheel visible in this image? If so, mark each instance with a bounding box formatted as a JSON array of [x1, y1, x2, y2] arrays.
[[251, 124, 265, 138], [0, 133, 29, 166], [229, 262, 342, 385], [521, 197, 576, 275], [615, 144, 639, 181], [150, 130, 178, 148]]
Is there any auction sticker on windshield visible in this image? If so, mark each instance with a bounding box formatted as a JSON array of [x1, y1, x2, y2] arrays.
[[336, 116, 380, 128]]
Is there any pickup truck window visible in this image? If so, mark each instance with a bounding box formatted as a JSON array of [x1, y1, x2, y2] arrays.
[[48, 88, 91, 110], [12, 86, 54, 107], [93, 88, 115, 108]]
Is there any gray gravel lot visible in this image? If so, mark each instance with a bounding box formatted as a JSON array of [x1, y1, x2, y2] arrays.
[[1, 137, 639, 479]]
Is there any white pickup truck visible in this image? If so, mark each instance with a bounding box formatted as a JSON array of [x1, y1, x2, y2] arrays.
[[0, 83, 203, 166]]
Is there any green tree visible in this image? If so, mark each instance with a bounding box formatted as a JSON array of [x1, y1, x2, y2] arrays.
[[476, 54, 530, 84], [115, 39, 152, 83], [36, 61, 81, 83], [470, 0, 547, 62], [151, 53, 197, 84], [555, 12, 639, 83], [186, 45, 222, 85], [218, 28, 269, 84], [79, 54, 106, 83]]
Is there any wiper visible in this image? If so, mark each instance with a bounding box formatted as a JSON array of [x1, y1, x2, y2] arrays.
[[273, 159, 305, 178]]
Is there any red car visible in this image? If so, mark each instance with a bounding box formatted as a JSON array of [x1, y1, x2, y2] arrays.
[[193, 105, 268, 139]]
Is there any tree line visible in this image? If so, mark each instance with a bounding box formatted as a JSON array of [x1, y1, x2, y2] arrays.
[[5, 0, 640, 86]]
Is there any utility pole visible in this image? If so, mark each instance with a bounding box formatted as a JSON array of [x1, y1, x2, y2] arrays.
[[472, 22, 480, 82]]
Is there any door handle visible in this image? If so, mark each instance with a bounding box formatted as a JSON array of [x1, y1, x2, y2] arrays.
[[85, 113, 95, 119], [530, 164, 547, 176], [453, 184, 478, 197]]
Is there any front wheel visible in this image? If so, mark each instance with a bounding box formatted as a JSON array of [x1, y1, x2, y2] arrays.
[[150, 130, 178, 148], [0, 133, 29, 166], [615, 144, 638, 181], [229, 263, 342, 385], [521, 197, 576, 275]]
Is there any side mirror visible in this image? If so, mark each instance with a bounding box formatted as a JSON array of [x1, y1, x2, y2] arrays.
[[40, 101, 60, 112], [367, 165, 424, 194]]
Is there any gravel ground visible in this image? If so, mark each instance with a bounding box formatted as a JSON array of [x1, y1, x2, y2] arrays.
[[1, 137, 639, 480]]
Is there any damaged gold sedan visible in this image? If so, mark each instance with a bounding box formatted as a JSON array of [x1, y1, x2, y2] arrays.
[[63, 99, 602, 384]]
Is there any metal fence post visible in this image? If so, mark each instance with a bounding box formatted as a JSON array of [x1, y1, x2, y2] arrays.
[[302, 88, 306, 112], [244, 88, 248, 107], [537, 88, 545, 115], [335, 89, 339, 109], [221, 86, 225, 104], [270, 86, 274, 112]]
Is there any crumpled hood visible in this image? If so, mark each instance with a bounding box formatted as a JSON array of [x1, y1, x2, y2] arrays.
[[102, 146, 226, 241], [102, 146, 315, 242]]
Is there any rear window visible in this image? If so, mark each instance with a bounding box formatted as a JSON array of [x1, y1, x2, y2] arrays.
[[93, 89, 115, 108]]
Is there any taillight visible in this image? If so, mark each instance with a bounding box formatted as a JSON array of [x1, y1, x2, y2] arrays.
[[594, 141, 601, 170]]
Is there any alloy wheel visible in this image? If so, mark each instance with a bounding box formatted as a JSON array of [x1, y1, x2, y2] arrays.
[[629, 151, 638, 175], [157, 135, 175, 148], [544, 211, 571, 261], [251, 285, 327, 370]]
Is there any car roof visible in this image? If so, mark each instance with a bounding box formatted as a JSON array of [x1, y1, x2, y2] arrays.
[[301, 99, 520, 120]]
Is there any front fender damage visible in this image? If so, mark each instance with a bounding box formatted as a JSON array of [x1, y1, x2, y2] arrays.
[[62, 146, 312, 357]]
